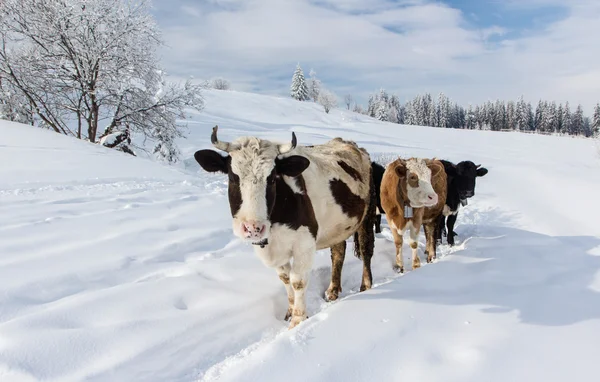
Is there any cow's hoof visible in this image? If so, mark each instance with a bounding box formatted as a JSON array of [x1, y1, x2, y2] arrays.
[[288, 315, 308, 329], [412, 258, 421, 269], [393, 264, 404, 273], [359, 282, 372, 292], [325, 286, 341, 302], [284, 307, 293, 321]]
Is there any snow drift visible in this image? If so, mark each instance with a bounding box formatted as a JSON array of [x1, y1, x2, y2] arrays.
[[1, 90, 600, 382]]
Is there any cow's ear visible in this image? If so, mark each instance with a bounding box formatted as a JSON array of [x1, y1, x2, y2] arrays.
[[194, 149, 229, 174], [476, 167, 488, 177], [427, 161, 444, 177], [394, 164, 407, 178], [275, 155, 310, 177], [442, 162, 458, 177]]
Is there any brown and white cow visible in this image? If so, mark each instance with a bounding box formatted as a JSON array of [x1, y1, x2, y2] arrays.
[[379, 157, 447, 272], [194, 126, 376, 329]]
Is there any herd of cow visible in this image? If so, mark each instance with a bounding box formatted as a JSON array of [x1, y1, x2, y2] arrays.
[[194, 126, 488, 329]]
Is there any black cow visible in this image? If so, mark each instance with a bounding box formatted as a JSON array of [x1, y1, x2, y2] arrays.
[[371, 161, 386, 233], [436, 160, 488, 246]]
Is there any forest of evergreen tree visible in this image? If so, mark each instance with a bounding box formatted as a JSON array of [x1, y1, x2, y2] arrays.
[[359, 89, 600, 138]]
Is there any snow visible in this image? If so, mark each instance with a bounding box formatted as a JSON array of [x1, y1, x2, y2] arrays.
[[2, 90, 600, 382]]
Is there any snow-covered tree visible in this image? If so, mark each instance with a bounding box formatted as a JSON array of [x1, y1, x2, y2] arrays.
[[0, 78, 34, 124], [352, 103, 365, 115], [515, 96, 528, 131], [388, 95, 402, 124], [306, 69, 321, 102], [562, 102, 572, 135], [556, 104, 564, 134], [572, 104, 584, 135], [527, 102, 535, 131], [465, 104, 475, 129], [317, 88, 337, 113], [0, 0, 204, 153], [593, 103, 600, 137], [210, 78, 231, 90], [437, 93, 450, 128], [290, 64, 309, 101], [344, 94, 353, 110]]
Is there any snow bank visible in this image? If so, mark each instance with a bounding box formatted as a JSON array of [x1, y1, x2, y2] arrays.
[[1, 90, 600, 381]]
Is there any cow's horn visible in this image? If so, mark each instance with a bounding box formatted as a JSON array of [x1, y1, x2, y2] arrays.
[[211, 125, 239, 152], [278, 132, 297, 154]]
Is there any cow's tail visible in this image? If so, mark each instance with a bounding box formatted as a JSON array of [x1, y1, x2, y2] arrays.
[[354, 164, 377, 260]]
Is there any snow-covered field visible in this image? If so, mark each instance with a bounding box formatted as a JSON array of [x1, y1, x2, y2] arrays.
[[2, 89, 600, 382]]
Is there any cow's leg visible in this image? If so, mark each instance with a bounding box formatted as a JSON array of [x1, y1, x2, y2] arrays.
[[392, 227, 404, 273], [375, 214, 382, 233], [288, 248, 314, 329], [436, 215, 446, 245], [356, 230, 375, 292], [276, 263, 294, 321], [447, 214, 458, 246], [408, 223, 421, 269], [424, 223, 436, 263], [358, 168, 376, 291], [325, 241, 346, 301]]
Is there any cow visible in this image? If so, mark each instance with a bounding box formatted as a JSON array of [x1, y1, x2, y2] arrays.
[[436, 160, 488, 246], [379, 157, 447, 273], [371, 161, 386, 234], [193, 126, 377, 329]]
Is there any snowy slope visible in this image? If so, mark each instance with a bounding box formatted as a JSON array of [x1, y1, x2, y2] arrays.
[[1, 90, 600, 382]]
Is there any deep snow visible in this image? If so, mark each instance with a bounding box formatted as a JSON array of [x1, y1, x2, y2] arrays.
[[1, 89, 600, 382]]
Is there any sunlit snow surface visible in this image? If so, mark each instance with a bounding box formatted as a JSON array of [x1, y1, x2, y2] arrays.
[[1, 90, 600, 382]]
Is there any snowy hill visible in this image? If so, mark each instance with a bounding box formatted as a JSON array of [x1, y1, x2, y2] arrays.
[[2, 90, 600, 382]]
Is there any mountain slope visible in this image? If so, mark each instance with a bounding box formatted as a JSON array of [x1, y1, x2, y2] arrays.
[[1, 90, 600, 382]]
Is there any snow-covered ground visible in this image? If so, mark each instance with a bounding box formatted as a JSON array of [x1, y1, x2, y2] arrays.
[[2, 89, 600, 382]]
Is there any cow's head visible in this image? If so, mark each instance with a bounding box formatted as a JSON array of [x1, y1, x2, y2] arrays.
[[395, 158, 441, 208], [444, 160, 488, 204], [194, 126, 310, 245]]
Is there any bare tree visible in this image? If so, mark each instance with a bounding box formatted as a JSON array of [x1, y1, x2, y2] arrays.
[[0, 0, 204, 163], [211, 78, 231, 90], [318, 89, 337, 114], [344, 94, 353, 110]]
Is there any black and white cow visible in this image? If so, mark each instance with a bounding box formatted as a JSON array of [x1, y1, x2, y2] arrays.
[[194, 126, 376, 329], [436, 160, 488, 246]]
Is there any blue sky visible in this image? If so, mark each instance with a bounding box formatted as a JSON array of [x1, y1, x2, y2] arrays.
[[152, 0, 600, 112]]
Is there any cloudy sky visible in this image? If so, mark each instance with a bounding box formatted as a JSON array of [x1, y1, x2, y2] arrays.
[[152, 0, 600, 112]]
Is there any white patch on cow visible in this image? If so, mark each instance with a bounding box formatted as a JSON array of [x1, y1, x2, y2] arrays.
[[284, 176, 304, 194], [227, 137, 280, 240], [405, 158, 437, 208], [443, 205, 459, 216]]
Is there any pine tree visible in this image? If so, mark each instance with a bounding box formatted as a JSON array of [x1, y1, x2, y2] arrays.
[[572, 104, 584, 135], [515, 96, 527, 131], [506, 101, 515, 130], [593, 103, 600, 137], [562, 101, 571, 135], [465, 104, 475, 129], [534, 100, 544, 132], [437, 93, 449, 128], [556, 104, 564, 133], [290, 64, 309, 101], [527, 102, 535, 131]]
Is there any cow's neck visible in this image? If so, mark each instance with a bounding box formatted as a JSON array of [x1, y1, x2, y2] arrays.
[[445, 177, 461, 211], [396, 182, 418, 219]]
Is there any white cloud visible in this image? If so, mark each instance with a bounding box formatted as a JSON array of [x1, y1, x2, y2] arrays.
[[155, 0, 600, 112]]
